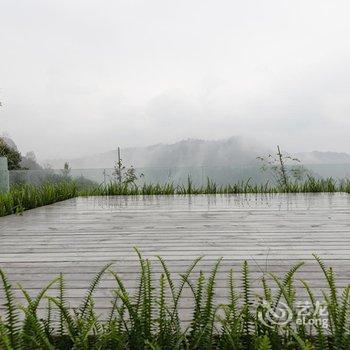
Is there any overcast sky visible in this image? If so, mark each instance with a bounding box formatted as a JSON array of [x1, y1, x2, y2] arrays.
[[1, 0, 350, 160]]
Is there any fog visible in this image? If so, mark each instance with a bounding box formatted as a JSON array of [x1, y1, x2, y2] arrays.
[[1, 0, 350, 161]]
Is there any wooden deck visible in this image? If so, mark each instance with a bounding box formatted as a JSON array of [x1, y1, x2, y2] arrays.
[[0, 193, 350, 320]]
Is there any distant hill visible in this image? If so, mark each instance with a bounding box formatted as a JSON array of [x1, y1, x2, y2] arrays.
[[45, 137, 350, 171], [296, 151, 350, 164], [2, 134, 349, 184], [45, 137, 268, 169]]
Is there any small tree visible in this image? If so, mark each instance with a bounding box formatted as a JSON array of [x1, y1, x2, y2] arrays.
[[0, 137, 22, 170], [112, 147, 143, 185], [257, 145, 307, 188]]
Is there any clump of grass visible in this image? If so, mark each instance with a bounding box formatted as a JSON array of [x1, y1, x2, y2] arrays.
[[0, 182, 77, 217], [1, 176, 349, 217], [81, 176, 350, 196], [0, 251, 349, 349]]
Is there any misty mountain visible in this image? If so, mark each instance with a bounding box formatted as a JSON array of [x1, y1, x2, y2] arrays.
[[296, 151, 350, 164], [45, 137, 350, 170], [45, 137, 269, 169]]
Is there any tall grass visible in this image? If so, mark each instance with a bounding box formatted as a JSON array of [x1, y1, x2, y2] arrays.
[[81, 176, 350, 196], [0, 182, 77, 217], [0, 252, 349, 349], [1, 176, 350, 217]]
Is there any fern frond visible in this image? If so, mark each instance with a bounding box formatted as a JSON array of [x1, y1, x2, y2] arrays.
[[272, 261, 304, 309], [48, 297, 77, 339], [107, 290, 119, 325], [0, 320, 12, 350], [334, 284, 350, 350], [258, 334, 272, 350], [58, 272, 65, 337], [20, 277, 59, 314], [291, 330, 314, 350], [172, 256, 202, 324], [20, 306, 55, 350], [157, 256, 176, 306], [80, 263, 112, 317], [201, 257, 222, 343], [188, 270, 205, 344], [242, 260, 252, 341], [0, 269, 20, 347], [268, 273, 295, 311], [301, 280, 328, 350], [158, 273, 166, 335], [313, 254, 338, 308], [262, 276, 272, 304], [228, 268, 239, 321]]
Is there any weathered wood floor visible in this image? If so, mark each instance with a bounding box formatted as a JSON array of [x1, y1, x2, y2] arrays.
[[0, 193, 349, 320]]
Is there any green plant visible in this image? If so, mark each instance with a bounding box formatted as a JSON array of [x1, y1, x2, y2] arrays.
[[1, 175, 350, 218], [0, 138, 22, 170], [257, 146, 308, 189], [80, 175, 350, 197], [112, 147, 144, 186], [0, 252, 349, 349], [0, 182, 77, 217]]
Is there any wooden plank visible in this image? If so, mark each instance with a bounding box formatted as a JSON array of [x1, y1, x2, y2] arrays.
[[1, 193, 350, 320]]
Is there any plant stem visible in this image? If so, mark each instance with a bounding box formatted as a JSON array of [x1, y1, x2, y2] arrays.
[[277, 145, 288, 188]]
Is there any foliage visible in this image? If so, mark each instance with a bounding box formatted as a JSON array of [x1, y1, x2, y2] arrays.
[[112, 147, 144, 186], [0, 253, 349, 349], [9, 168, 97, 190], [0, 138, 22, 170], [81, 175, 350, 196], [1, 175, 350, 217], [0, 182, 77, 217], [257, 146, 308, 188]]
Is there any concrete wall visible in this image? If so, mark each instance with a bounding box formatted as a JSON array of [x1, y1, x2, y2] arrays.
[[0, 157, 9, 193]]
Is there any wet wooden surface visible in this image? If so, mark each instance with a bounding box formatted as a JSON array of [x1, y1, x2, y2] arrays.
[[0, 193, 350, 320]]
